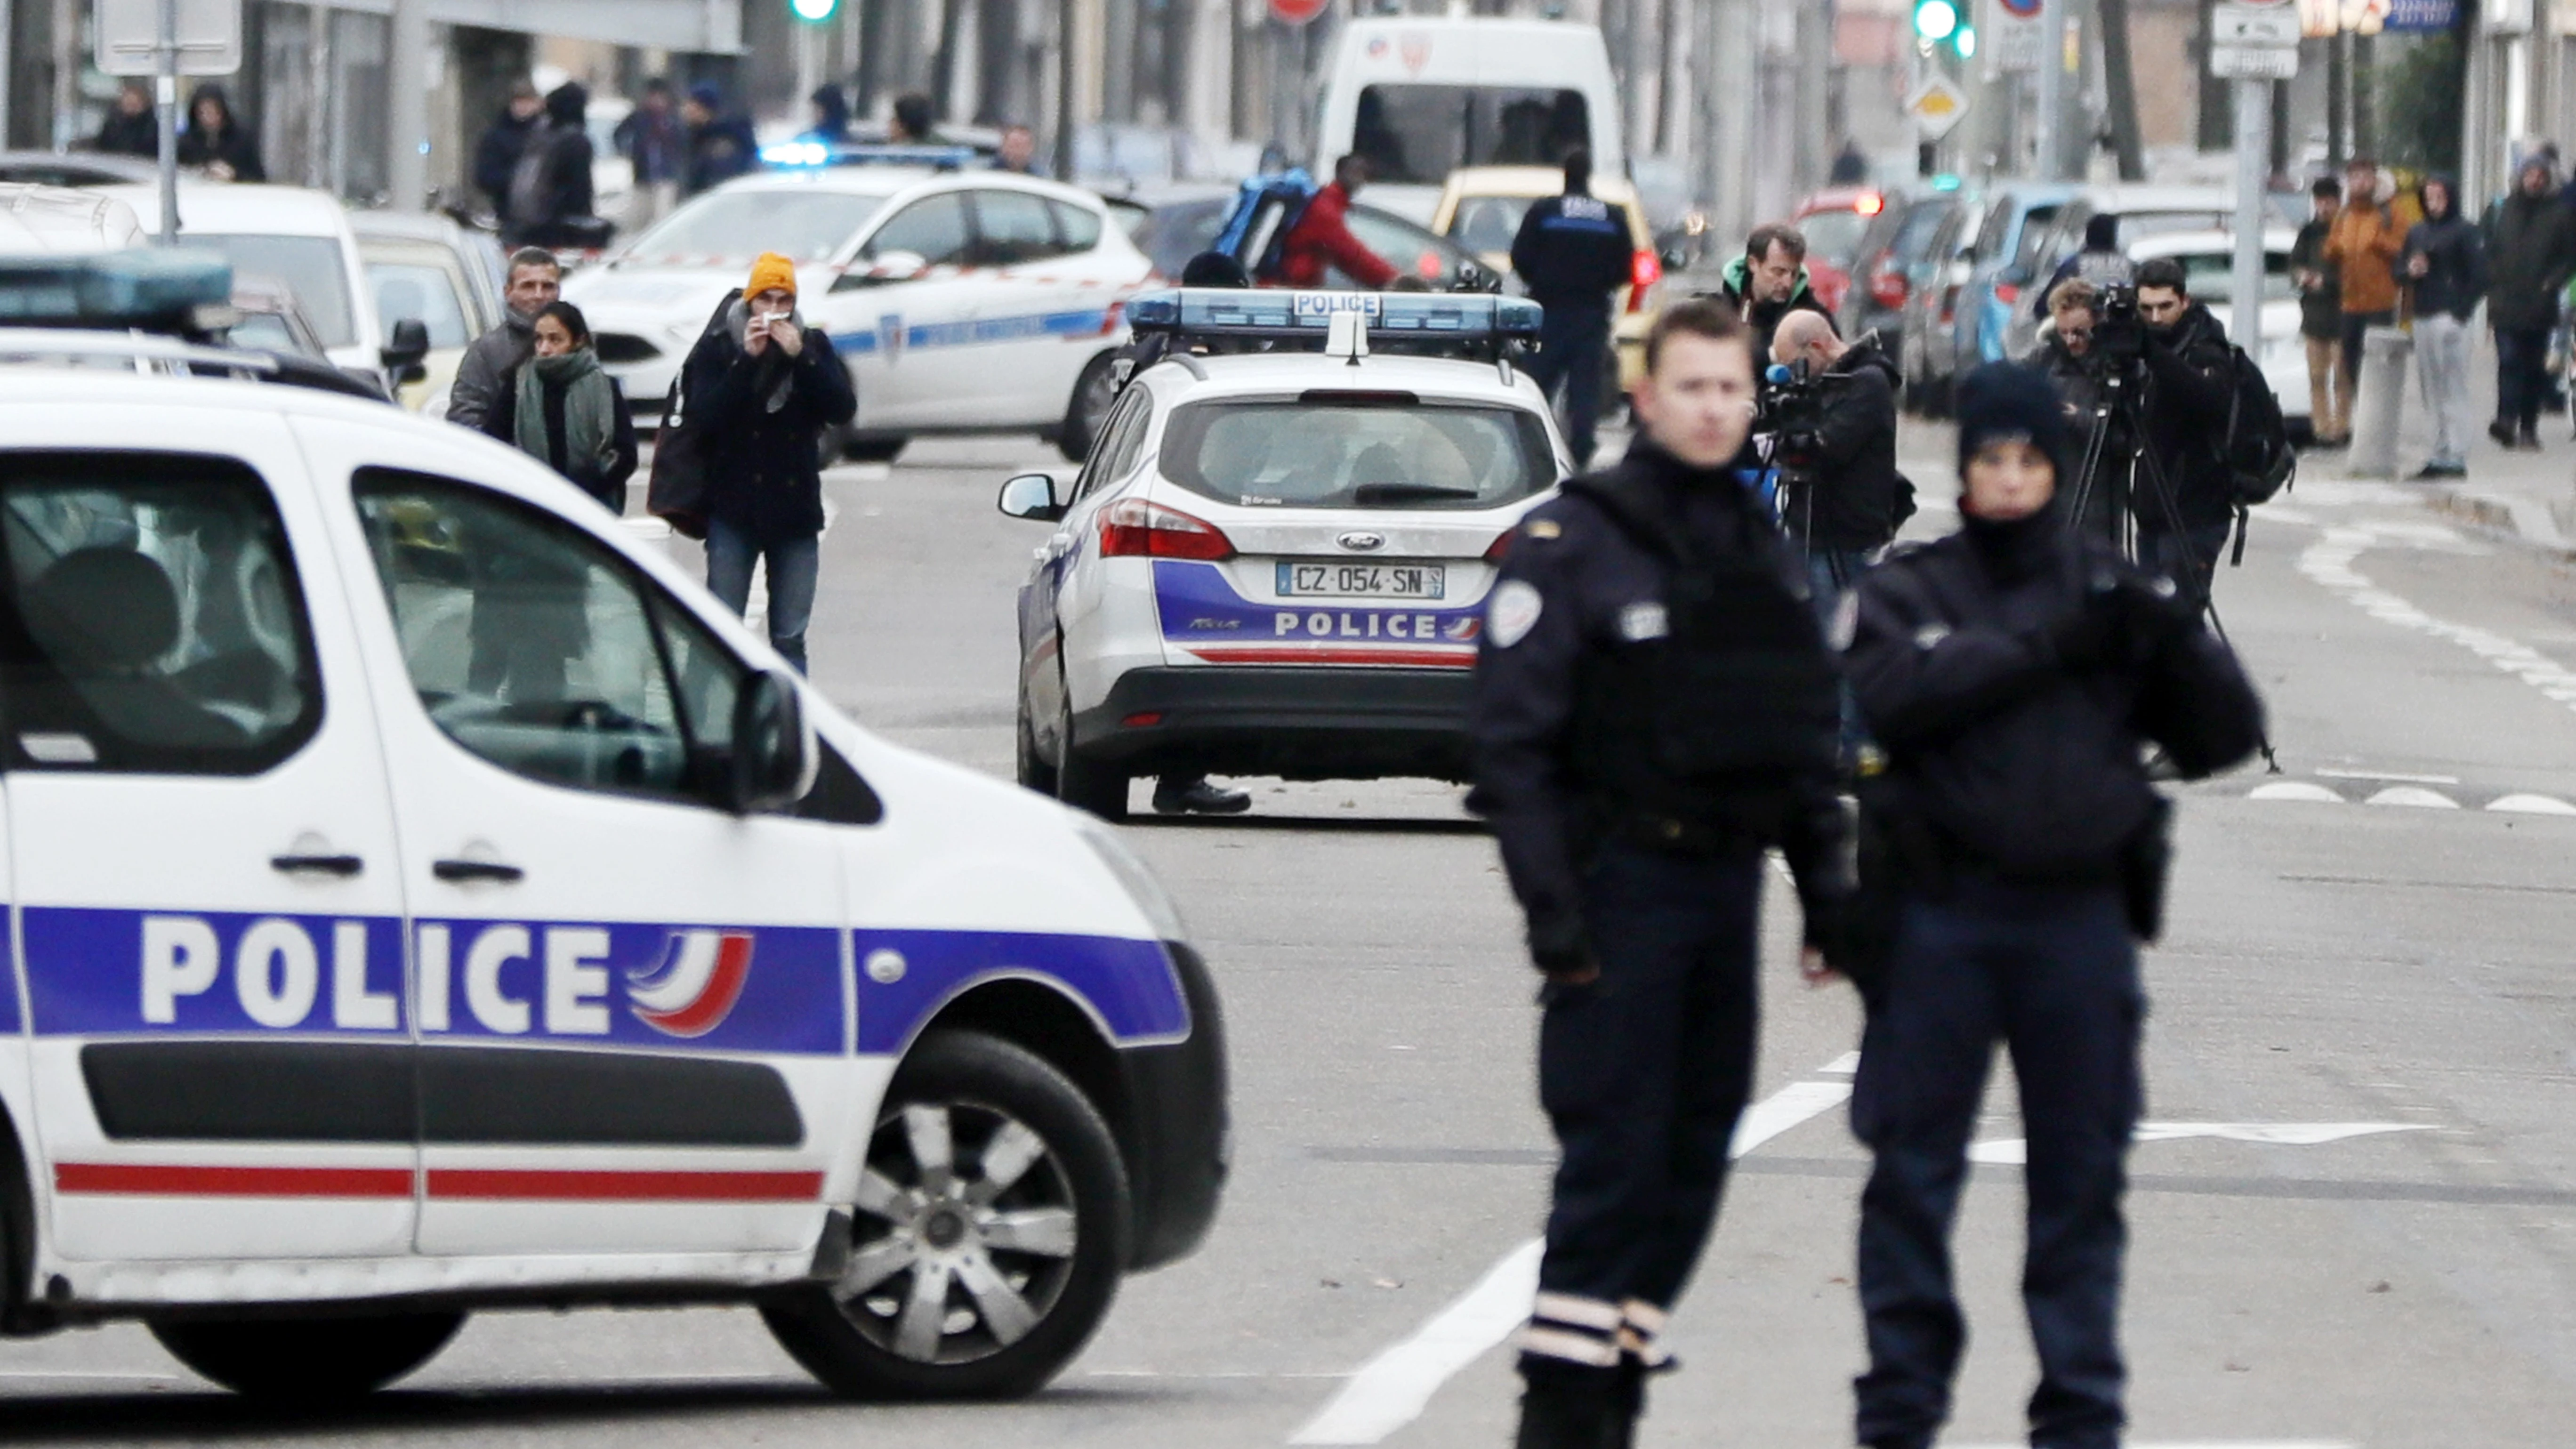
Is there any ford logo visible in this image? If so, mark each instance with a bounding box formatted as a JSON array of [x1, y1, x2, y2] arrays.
[[1337, 531, 1386, 552]]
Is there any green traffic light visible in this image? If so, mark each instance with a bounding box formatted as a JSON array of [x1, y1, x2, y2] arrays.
[[791, 0, 837, 21], [1914, 0, 1958, 41], [1955, 23, 1976, 57]]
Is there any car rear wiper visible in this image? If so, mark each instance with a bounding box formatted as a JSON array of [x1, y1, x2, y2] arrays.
[[1352, 482, 1481, 506]]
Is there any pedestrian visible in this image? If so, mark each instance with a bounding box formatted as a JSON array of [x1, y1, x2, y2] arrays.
[[2033, 214, 2133, 321], [613, 78, 687, 233], [1830, 140, 1870, 185], [888, 92, 938, 146], [1770, 309, 1906, 772], [996, 122, 1045, 176], [2482, 153, 2575, 450], [676, 252, 856, 673], [92, 82, 158, 158], [474, 80, 545, 226], [2131, 258, 2239, 605], [2321, 158, 2400, 434], [175, 83, 263, 182], [804, 84, 852, 147], [447, 247, 563, 432], [1508, 146, 1641, 467], [1468, 297, 1853, 1449], [2288, 176, 2348, 446], [481, 300, 637, 515], [1715, 223, 1835, 358], [681, 83, 758, 197], [1838, 360, 2265, 1449], [502, 82, 596, 250], [2402, 174, 2484, 480], [2036, 281, 2125, 543], [1274, 154, 1399, 289]]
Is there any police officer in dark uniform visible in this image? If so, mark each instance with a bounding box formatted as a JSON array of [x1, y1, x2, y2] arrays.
[[1509, 146, 1642, 468], [1469, 298, 1852, 1449], [1837, 362, 2266, 1449]]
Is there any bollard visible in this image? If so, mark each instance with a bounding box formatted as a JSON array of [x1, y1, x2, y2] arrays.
[[2345, 325, 2413, 479]]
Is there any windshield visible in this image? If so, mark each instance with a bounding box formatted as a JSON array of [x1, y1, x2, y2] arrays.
[[2166, 251, 2296, 305], [2114, 210, 2233, 248], [1446, 195, 1534, 257], [627, 190, 886, 265], [1162, 399, 1554, 510], [227, 311, 306, 355], [1798, 210, 1872, 270], [366, 261, 472, 348], [177, 234, 355, 348], [1352, 86, 1590, 186]]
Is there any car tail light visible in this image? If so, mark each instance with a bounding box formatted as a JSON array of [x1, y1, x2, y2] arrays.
[[1870, 268, 1910, 311], [1994, 282, 2021, 306], [1485, 530, 1513, 563], [1098, 497, 1235, 561], [1856, 193, 1884, 217], [1417, 250, 1443, 280], [1628, 248, 1663, 313], [1120, 711, 1165, 728]]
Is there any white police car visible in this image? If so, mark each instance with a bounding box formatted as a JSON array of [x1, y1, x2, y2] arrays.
[[564, 161, 1154, 462], [1000, 289, 1571, 820], [0, 255, 1224, 1401]]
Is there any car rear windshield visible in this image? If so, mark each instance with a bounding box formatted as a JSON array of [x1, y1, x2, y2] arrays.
[[1160, 398, 1554, 511], [1798, 209, 1872, 270], [178, 234, 354, 348], [1353, 86, 1590, 186], [629, 191, 886, 265]]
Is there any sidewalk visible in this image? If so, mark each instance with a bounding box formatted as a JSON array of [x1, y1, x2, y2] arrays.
[[2309, 324, 2576, 553]]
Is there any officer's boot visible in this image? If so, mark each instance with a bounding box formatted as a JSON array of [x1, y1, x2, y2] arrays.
[[1599, 1359, 1646, 1449], [1512, 1366, 1620, 1449]]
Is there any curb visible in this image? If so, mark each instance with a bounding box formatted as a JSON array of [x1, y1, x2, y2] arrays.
[[2417, 482, 2576, 556]]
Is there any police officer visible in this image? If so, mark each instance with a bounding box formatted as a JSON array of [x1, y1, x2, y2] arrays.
[[1837, 362, 2266, 1449], [1509, 146, 1642, 467], [1469, 298, 1852, 1449]]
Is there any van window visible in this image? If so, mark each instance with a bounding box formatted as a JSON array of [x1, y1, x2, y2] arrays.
[[368, 261, 473, 348], [0, 452, 322, 774], [1352, 85, 1589, 185], [177, 233, 356, 347]]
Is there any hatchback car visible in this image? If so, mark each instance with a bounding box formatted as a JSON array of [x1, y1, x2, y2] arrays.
[[1838, 191, 1961, 347], [1428, 164, 1663, 392], [352, 211, 507, 412]]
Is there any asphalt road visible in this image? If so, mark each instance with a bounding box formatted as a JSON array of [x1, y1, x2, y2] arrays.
[[3, 421, 2575, 1448]]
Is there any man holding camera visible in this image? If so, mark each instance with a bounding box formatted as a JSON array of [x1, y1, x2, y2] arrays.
[[2037, 281, 2121, 542], [2130, 259, 2239, 603], [1771, 311, 1905, 767]]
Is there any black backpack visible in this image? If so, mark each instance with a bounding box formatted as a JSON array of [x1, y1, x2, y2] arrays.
[[2221, 342, 2295, 505]]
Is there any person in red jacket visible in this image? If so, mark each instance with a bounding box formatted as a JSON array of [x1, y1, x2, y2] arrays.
[[1277, 155, 1399, 289]]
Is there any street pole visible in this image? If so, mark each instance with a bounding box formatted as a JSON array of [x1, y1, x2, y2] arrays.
[[156, 0, 177, 243], [2037, 0, 2066, 178], [2230, 73, 2267, 348], [387, 0, 430, 212]]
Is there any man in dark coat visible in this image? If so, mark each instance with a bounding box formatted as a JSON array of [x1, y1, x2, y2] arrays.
[[93, 83, 158, 158], [2131, 258, 2238, 604], [474, 81, 545, 223], [2482, 154, 2576, 449], [2032, 213, 2133, 320], [448, 247, 562, 432], [681, 83, 759, 197], [1509, 146, 1642, 467], [676, 252, 857, 672], [2287, 177, 2346, 446], [502, 83, 596, 249], [176, 84, 263, 181], [1713, 223, 1835, 358]]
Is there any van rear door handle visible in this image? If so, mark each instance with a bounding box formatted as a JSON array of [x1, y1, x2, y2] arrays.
[[271, 853, 363, 877], [432, 859, 524, 884]]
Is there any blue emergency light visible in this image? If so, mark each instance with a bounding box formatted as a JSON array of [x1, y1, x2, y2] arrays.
[[759, 141, 983, 172], [1125, 287, 1543, 358], [0, 250, 232, 328]]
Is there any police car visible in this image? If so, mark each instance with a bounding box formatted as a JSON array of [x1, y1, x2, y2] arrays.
[[0, 255, 1224, 1401], [564, 162, 1154, 462], [1000, 289, 1571, 820]]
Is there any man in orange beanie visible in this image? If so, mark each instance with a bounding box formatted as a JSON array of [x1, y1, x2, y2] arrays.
[[669, 251, 855, 671]]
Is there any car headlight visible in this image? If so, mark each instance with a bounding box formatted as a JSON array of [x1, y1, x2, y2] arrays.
[[1072, 814, 1190, 942]]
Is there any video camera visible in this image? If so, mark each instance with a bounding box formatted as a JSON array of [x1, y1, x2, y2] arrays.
[[2082, 284, 2150, 373], [1758, 361, 1827, 472]]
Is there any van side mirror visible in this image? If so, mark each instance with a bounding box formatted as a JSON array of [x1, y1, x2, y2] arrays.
[[725, 669, 813, 813], [381, 318, 430, 386], [997, 472, 1065, 523]]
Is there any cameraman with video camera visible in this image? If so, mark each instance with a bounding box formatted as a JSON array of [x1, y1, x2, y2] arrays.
[[2130, 258, 2238, 603]]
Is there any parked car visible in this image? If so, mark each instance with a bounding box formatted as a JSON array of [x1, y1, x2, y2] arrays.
[[1788, 186, 1885, 318], [1837, 190, 1964, 349], [1948, 182, 2077, 379], [352, 210, 507, 412], [1428, 164, 1663, 393], [2000, 185, 2310, 360], [0, 152, 158, 189], [1898, 195, 1981, 416], [225, 275, 335, 365], [1110, 183, 1485, 290]]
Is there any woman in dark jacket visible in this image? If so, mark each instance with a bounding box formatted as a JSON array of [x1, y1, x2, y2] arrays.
[[176, 84, 264, 181], [483, 300, 637, 513], [673, 252, 855, 673]]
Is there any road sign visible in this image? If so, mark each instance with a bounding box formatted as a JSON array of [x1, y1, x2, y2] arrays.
[[2214, 2, 2303, 43], [1904, 75, 1971, 141], [94, 0, 240, 75], [1270, 0, 1331, 24], [2211, 44, 2300, 78], [1998, 0, 2041, 15]]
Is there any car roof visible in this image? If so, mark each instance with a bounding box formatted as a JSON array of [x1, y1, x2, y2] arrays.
[[1137, 350, 1549, 407], [0, 183, 145, 251], [2127, 227, 2299, 258], [2066, 185, 2244, 212], [347, 210, 473, 245], [1438, 166, 1639, 202], [95, 181, 354, 237], [714, 166, 1108, 209], [0, 151, 159, 187]]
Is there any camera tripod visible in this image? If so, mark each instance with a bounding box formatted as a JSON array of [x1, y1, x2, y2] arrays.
[[2063, 362, 2282, 773]]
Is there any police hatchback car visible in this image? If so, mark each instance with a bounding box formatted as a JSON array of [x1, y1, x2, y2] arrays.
[[0, 259, 1224, 1401], [1001, 289, 1570, 819]]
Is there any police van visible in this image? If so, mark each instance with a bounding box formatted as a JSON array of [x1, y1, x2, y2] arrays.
[[0, 254, 1224, 1401], [1000, 288, 1570, 819]]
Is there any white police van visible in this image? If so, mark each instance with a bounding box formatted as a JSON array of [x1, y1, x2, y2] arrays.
[[1000, 289, 1571, 819], [0, 255, 1224, 1401]]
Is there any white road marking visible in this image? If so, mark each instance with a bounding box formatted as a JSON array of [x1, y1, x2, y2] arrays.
[[1819, 1050, 1862, 1076], [2315, 766, 2460, 784], [2366, 786, 2460, 809], [1285, 1059, 1854, 1446], [2489, 792, 2576, 816], [1969, 1121, 2432, 1166], [2300, 524, 2576, 715], [2249, 781, 2344, 803]]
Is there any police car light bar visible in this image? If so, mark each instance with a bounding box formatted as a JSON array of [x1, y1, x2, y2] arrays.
[[0, 250, 232, 329], [1125, 288, 1544, 356]]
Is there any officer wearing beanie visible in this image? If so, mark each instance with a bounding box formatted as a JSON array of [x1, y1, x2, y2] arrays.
[[1834, 362, 2265, 1449], [1469, 297, 1852, 1449]]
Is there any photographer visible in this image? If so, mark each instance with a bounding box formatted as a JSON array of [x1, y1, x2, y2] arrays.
[[2132, 259, 2238, 602], [1771, 313, 1904, 767], [2037, 282, 2123, 543]]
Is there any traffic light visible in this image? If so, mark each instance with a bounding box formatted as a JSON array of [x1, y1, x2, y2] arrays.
[[1954, 23, 1976, 57], [1913, 0, 1959, 42], [790, 0, 837, 21]]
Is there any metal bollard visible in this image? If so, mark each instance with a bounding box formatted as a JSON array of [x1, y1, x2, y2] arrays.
[[2345, 325, 2413, 479]]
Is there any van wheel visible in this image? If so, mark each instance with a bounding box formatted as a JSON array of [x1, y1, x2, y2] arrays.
[[1015, 683, 1058, 796], [762, 1031, 1130, 1400], [1054, 692, 1127, 821], [150, 1312, 464, 1399], [1057, 353, 1120, 463]]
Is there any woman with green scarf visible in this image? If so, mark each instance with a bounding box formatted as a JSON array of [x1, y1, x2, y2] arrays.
[[483, 299, 638, 513]]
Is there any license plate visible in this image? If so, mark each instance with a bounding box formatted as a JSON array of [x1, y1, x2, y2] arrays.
[[1274, 561, 1447, 600]]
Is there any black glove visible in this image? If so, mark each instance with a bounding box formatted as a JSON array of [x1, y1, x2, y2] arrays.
[[1527, 915, 1594, 980], [2115, 571, 2201, 661]]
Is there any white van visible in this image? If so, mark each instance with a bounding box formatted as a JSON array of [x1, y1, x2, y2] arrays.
[[1314, 17, 1626, 226], [99, 182, 393, 387]]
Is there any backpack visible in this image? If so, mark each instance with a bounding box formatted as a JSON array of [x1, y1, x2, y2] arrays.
[[644, 292, 738, 540], [1209, 170, 1316, 283], [2220, 342, 2294, 505]]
